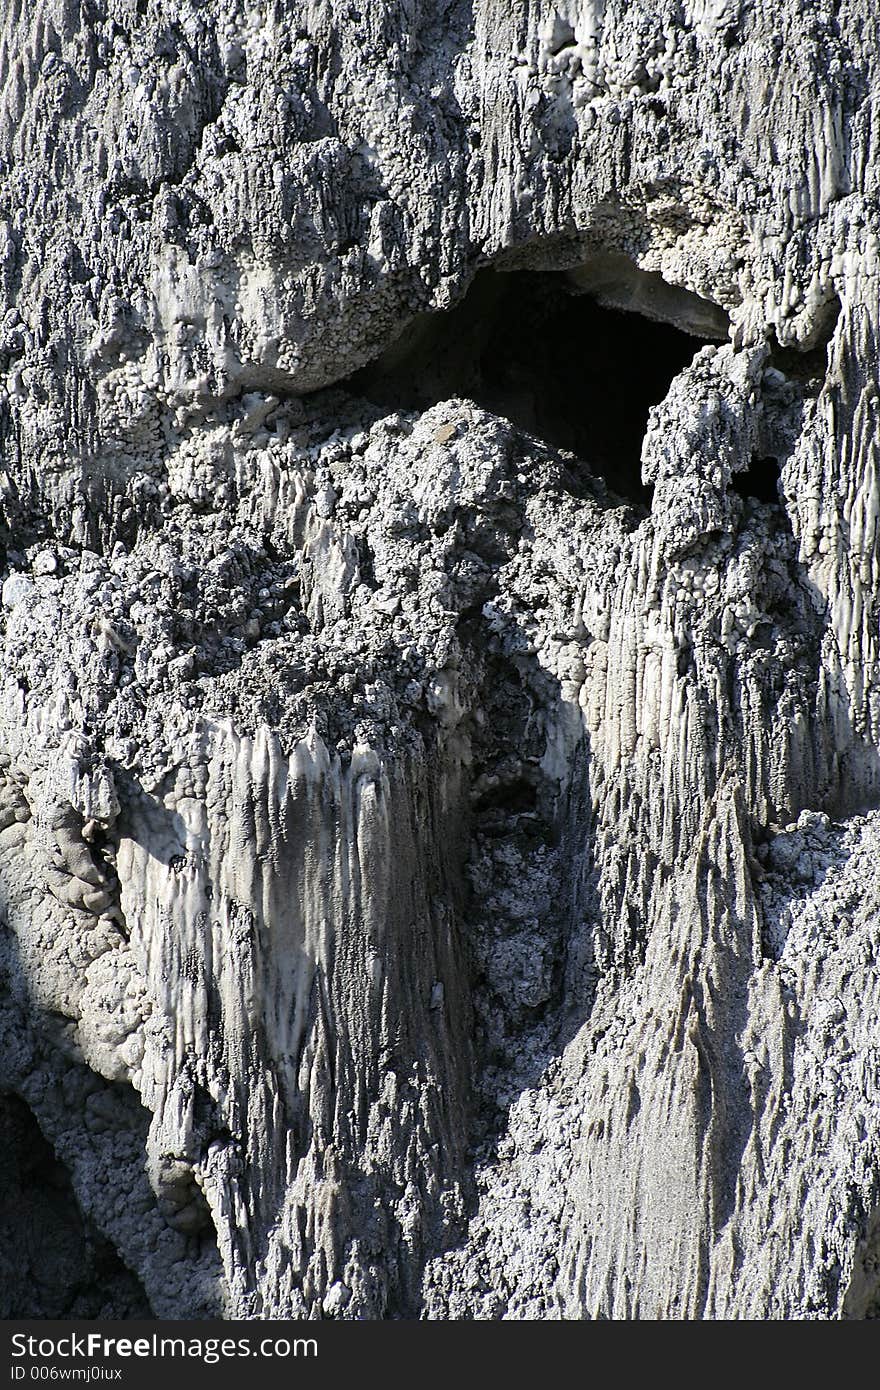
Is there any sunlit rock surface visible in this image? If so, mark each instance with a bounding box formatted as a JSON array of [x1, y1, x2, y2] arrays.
[[1, 0, 879, 1319]]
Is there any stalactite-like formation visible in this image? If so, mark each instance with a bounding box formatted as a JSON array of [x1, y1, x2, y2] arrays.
[[1, 0, 880, 1319]]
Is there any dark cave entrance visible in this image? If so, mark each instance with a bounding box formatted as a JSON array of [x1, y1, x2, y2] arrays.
[[348, 266, 718, 507], [733, 454, 783, 505]]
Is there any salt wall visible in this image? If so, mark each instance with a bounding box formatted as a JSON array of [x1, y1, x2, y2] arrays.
[[1, 0, 879, 1318]]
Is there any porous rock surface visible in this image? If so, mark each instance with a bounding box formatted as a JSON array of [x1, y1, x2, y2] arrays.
[[1, 0, 879, 1319]]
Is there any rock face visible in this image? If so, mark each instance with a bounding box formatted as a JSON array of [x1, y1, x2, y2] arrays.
[[1, 0, 879, 1320]]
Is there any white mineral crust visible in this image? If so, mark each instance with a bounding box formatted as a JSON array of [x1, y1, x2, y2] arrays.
[[1, 0, 879, 1319]]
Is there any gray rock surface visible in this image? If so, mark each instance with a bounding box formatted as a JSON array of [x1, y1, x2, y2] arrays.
[[1, 0, 879, 1319], [0, 1092, 150, 1318]]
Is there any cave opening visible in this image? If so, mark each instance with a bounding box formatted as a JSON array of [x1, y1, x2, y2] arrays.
[[733, 454, 783, 506], [348, 265, 719, 507]]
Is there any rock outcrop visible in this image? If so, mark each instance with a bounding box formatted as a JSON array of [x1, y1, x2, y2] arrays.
[[1, 0, 879, 1319]]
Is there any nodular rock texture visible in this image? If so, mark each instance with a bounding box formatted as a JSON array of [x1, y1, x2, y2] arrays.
[[1, 0, 879, 1320]]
